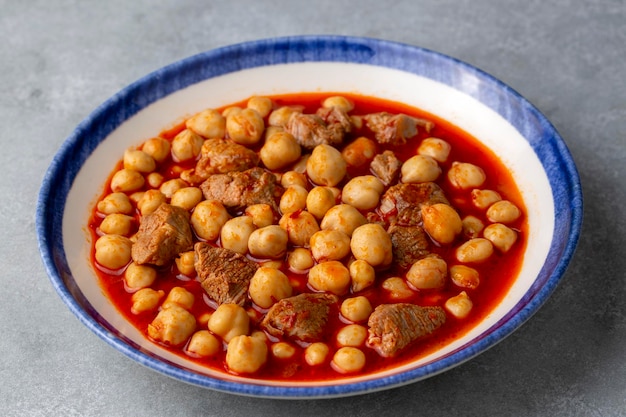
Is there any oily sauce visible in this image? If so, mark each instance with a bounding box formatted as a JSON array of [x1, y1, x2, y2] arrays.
[[89, 93, 527, 381]]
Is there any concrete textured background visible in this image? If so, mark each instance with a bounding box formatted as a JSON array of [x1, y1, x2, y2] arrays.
[[1, 0, 625, 415]]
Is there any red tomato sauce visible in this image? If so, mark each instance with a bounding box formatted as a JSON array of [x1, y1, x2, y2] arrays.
[[89, 93, 527, 381]]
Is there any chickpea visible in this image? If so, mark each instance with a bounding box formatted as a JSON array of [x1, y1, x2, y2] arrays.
[[94, 234, 132, 270], [221, 106, 242, 118], [124, 262, 157, 290], [260, 259, 283, 269], [340, 296, 373, 323], [147, 305, 196, 346], [208, 303, 250, 343], [97, 192, 133, 215], [306, 186, 337, 220], [382, 277, 414, 300], [279, 211, 320, 247], [449, 265, 480, 289], [175, 251, 196, 276], [264, 125, 283, 140], [350, 223, 393, 267], [268, 106, 301, 127], [280, 170, 308, 189], [171, 129, 204, 162], [401, 154, 442, 183], [341, 175, 384, 210], [142, 137, 171, 163], [162, 286, 195, 311], [417, 137, 452, 163], [291, 154, 309, 174], [462, 215, 485, 239], [471, 189, 502, 210], [483, 223, 518, 252], [349, 259, 376, 292], [186, 330, 221, 358], [421, 203, 462, 245], [146, 172, 164, 188], [226, 335, 268, 374], [486, 200, 522, 224], [129, 191, 144, 205], [271, 342, 296, 360], [320, 204, 367, 237], [248, 225, 289, 259], [123, 149, 155, 174], [406, 255, 447, 290], [226, 108, 264, 146], [159, 178, 188, 199], [249, 267, 293, 309], [308, 261, 351, 295], [170, 187, 203, 211], [247, 96, 273, 118], [456, 238, 494, 263], [190, 200, 230, 241], [306, 144, 347, 187], [447, 161, 487, 190], [336, 324, 367, 347], [185, 109, 226, 139], [304, 342, 330, 366], [260, 131, 301, 170], [244, 204, 275, 228], [100, 213, 133, 236], [287, 248, 314, 272], [279, 185, 308, 214], [331, 347, 366, 374], [110, 168, 145, 193], [341, 136, 377, 167], [220, 216, 256, 254], [310, 229, 351, 262], [137, 189, 166, 216], [445, 291, 473, 319], [130, 288, 164, 314], [322, 95, 354, 112]]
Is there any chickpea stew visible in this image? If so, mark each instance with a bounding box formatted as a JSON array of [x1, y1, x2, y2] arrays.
[[89, 93, 527, 381]]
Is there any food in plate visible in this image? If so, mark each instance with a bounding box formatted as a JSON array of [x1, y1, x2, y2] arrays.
[[88, 92, 526, 381]]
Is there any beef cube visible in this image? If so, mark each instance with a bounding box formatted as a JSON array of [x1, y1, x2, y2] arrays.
[[261, 293, 339, 343], [131, 203, 193, 266], [194, 242, 258, 306], [370, 150, 401, 186], [199, 167, 283, 212], [388, 223, 431, 270], [379, 182, 449, 226], [285, 112, 345, 149], [367, 303, 446, 357], [363, 112, 434, 146], [315, 106, 353, 133], [180, 138, 259, 185]]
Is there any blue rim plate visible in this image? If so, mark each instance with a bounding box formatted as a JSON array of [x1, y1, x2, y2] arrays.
[[36, 35, 583, 398]]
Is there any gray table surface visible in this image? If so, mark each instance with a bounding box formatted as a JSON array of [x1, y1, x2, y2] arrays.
[[2, 0, 625, 415]]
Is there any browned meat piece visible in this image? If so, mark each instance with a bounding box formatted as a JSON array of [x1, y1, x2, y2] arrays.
[[131, 203, 193, 266], [199, 167, 283, 212], [316, 106, 353, 133], [194, 242, 258, 306], [180, 138, 259, 185], [370, 150, 402, 186], [379, 182, 449, 226], [363, 112, 434, 146], [261, 293, 339, 343], [388, 223, 431, 270], [367, 303, 446, 357], [285, 112, 345, 149]]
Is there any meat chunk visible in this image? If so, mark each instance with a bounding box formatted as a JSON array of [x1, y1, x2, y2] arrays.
[[261, 293, 339, 343], [379, 182, 449, 226], [199, 167, 283, 212], [367, 303, 446, 357], [388, 223, 431, 270], [370, 150, 402, 186], [315, 106, 353, 133], [194, 242, 258, 306], [180, 138, 259, 185], [131, 203, 193, 266], [285, 112, 345, 149], [363, 112, 434, 146]]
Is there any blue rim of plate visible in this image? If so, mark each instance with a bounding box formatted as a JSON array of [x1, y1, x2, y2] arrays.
[[36, 35, 583, 398]]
